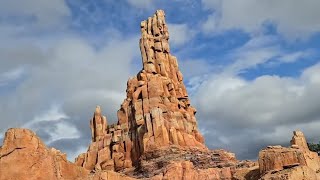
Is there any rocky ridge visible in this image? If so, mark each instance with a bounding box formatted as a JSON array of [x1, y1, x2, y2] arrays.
[[1, 10, 320, 180]]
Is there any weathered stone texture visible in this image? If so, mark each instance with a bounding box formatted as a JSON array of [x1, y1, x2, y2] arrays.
[[0, 128, 89, 180], [118, 9, 206, 164], [258, 130, 320, 180], [147, 161, 233, 180], [75, 106, 133, 172], [76, 9, 206, 173], [4, 9, 320, 180]]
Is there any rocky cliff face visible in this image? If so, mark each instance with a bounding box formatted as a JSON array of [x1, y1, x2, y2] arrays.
[[1, 9, 320, 180]]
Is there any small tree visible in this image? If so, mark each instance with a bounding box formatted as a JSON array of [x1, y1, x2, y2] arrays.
[[307, 142, 320, 153]]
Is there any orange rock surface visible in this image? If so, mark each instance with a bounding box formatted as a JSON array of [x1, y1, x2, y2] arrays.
[[0, 128, 136, 180], [258, 131, 320, 180], [0, 128, 89, 180], [147, 161, 232, 180], [75, 9, 207, 173], [1, 9, 320, 180]]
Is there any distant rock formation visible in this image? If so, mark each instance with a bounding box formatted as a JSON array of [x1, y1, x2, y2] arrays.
[[258, 131, 320, 180]]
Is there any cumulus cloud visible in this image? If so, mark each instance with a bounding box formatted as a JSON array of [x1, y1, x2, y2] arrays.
[[1, 0, 319, 162], [0, 29, 140, 160], [180, 34, 320, 159], [192, 63, 320, 159], [201, 0, 320, 39]]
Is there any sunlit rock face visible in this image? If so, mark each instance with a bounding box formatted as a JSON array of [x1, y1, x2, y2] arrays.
[[0, 128, 89, 180], [2, 9, 320, 180], [258, 131, 320, 180], [75, 9, 206, 173]]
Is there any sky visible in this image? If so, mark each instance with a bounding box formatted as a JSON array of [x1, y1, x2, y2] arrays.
[[0, 0, 320, 161]]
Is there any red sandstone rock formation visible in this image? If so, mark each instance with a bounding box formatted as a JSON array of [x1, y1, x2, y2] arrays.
[[119, 9, 206, 159], [147, 161, 233, 180], [1, 9, 320, 180], [75, 105, 133, 172], [0, 128, 89, 180], [258, 130, 320, 179], [75, 9, 206, 173], [0, 128, 136, 180]]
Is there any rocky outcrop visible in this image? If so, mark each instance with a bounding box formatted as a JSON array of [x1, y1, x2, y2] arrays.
[[90, 106, 107, 142], [259, 166, 317, 180], [0, 128, 136, 180], [2, 9, 320, 180], [75, 9, 206, 173], [258, 131, 320, 180], [75, 106, 133, 172], [291, 130, 320, 173], [126, 146, 238, 179], [86, 171, 137, 180], [147, 161, 232, 180], [0, 128, 89, 180], [118, 9, 206, 163], [258, 145, 307, 174]]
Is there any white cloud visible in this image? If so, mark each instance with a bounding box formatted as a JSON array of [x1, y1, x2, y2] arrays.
[[23, 105, 69, 128], [279, 51, 311, 63], [201, 0, 320, 39], [0, 31, 140, 160], [47, 121, 80, 144], [192, 62, 320, 159], [126, 0, 153, 9], [167, 23, 196, 47], [0, 67, 25, 86], [0, 0, 70, 27], [210, 35, 314, 76]]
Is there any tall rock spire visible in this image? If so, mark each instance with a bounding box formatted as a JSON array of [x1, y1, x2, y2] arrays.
[[76, 10, 206, 172], [118, 9, 206, 162], [139, 10, 186, 98], [90, 106, 107, 142]]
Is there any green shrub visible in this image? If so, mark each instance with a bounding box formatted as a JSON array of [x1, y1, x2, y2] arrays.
[[307, 142, 320, 153]]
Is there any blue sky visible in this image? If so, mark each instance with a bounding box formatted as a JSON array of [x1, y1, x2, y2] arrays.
[[0, 0, 320, 160]]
